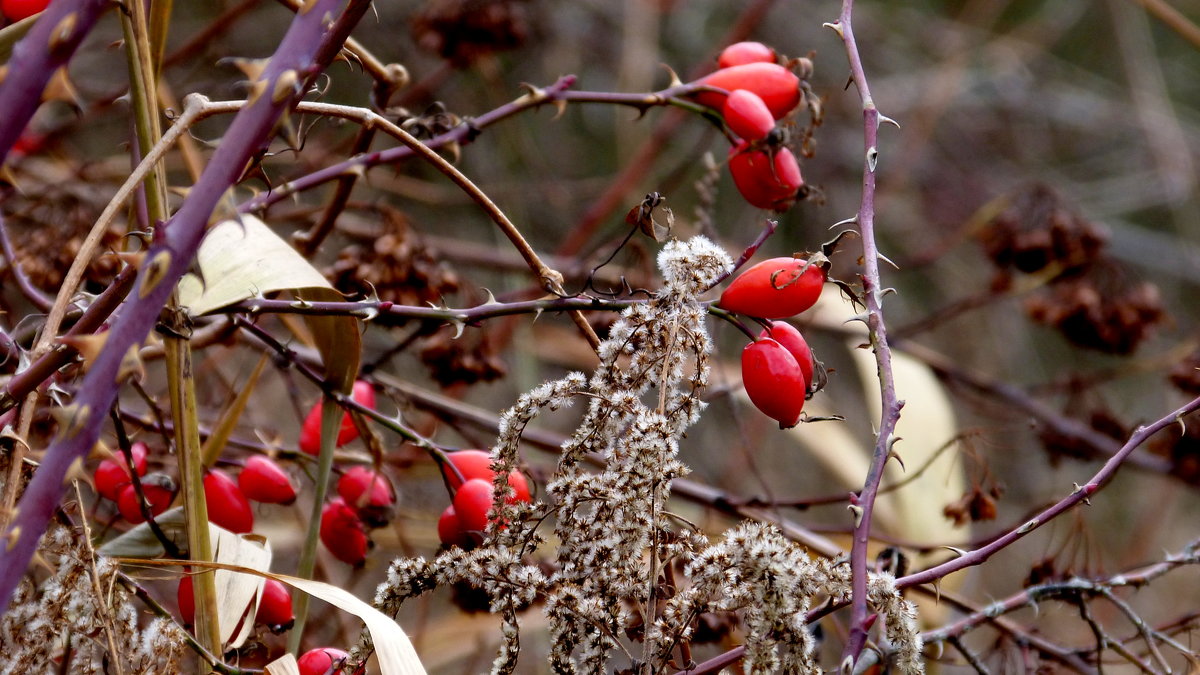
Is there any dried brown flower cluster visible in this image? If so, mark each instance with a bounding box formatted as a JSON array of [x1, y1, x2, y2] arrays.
[[980, 184, 1167, 354], [0, 525, 186, 674], [367, 237, 925, 673]]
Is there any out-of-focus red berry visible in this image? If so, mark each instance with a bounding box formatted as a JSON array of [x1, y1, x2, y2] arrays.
[[297, 647, 351, 675], [723, 89, 776, 141], [238, 455, 297, 505], [1, 0, 49, 22], [437, 504, 474, 549], [319, 498, 369, 566], [444, 449, 532, 504], [718, 41, 777, 69], [178, 576, 194, 625], [337, 465, 396, 527], [254, 578, 295, 632], [727, 142, 804, 212], [116, 474, 175, 524], [204, 469, 254, 534], [94, 442, 149, 501], [452, 478, 495, 534], [299, 380, 376, 455]]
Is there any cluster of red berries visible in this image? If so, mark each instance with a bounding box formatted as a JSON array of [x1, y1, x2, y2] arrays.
[[297, 380, 400, 567], [718, 257, 826, 427], [690, 42, 806, 211], [436, 449, 532, 549]]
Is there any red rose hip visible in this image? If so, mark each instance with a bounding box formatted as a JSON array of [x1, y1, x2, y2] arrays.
[[297, 647, 350, 675], [728, 142, 803, 211], [741, 339, 807, 428], [759, 321, 814, 391], [723, 89, 776, 141], [444, 449, 531, 504], [94, 442, 149, 501], [718, 41, 777, 69], [204, 469, 254, 534], [116, 474, 175, 524], [299, 380, 376, 455], [320, 498, 370, 566], [254, 578, 294, 632], [693, 62, 801, 120], [452, 478, 495, 534], [437, 504, 473, 549], [239, 455, 297, 505], [718, 256, 824, 319]]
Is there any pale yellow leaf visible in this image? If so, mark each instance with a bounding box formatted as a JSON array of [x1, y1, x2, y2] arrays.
[[177, 215, 333, 315], [210, 525, 271, 649], [265, 654, 301, 675]]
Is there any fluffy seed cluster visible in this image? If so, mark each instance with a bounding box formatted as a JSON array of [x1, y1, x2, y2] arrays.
[[368, 237, 926, 674], [0, 525, 186, 674]]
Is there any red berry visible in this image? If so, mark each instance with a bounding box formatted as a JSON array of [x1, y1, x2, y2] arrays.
[[444, 449, 532, 504], [94, 443, 149, 501], [178, 576, 194, 625], [297, 647, 350, 675], [718, 41, 777, 69], [254, 578, 294, 632], [723, 90, 775, 141], [239, 455, 297, 505], [718, 256, 825, 319], [204, 469, 255, 534], [727, 142, 803, 211], [320, 498, 370, 566], [1, 0, 49, 22], [741, 339, 807, 428], [338, 466, 395, 509], [453, 478, 495, 534], [299, 380, 376, 455], [116, 474, 175, 524], [338, 466, 396, 528], [759, 321, 814, 391], [693, 62, 801, 120], [437, 504, 474, 549]]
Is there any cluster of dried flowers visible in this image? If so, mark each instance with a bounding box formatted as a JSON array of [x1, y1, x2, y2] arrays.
[[366, 236, 923, 674], [0, 525, 186, 674]]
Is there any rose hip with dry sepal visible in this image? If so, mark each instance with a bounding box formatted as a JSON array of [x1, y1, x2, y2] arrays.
[[719, 256, 825, 319]]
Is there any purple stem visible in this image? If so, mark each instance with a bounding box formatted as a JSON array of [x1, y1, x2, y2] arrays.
[[0, 0, 370, 617], [0, 0, 110, 164], [831, 0, 902, 665], [237, 75, 579, 214], [898, 394, 1200, 590]]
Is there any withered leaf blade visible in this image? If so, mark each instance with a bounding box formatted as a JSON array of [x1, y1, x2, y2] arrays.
[[625, 192, 673, 243]]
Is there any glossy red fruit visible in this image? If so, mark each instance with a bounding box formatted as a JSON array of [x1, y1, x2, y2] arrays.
[[718, 256, 825, 319], [320, 498, 369, 566], [693, 62, 801, 120], [452, 478, 495, 534], [718, 41, 777, 69], [444, 449, 532, 503], [255, 578, 295, 632], [338, 466, 396, 528], [741, 339, 806, 428], [437, 505, 474, 549], [727, 141, 803, 211], [723, 90, 775, 141], [239, 455, 297, 505], [338, 466, 395, 510], [297, 647, 350, 675], [178, 576, 194, 625], [1, 0, 49, 21], [299, 380, 376, 455], [759, 322, 814, 390], [116, 474, 175, 524], [94, 442, 149, 501], [204, 469, 254, 534]]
